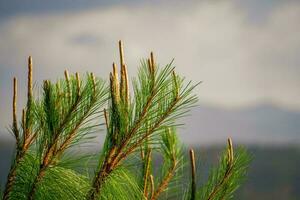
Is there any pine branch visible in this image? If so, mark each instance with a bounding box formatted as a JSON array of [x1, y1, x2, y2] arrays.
[[151, 161, 177, 200], [3, 57, 36, 200], [150, 128, 183, 200], [190, 149, 197, 200], [1, 41, 250, 200], [117, 96, 181, 163], [149, 174, 155, 200], [198, 139, 251, 200], [27, 73, 107, 199], [89, 41, 198, 200], [143, 149, 152, 198]]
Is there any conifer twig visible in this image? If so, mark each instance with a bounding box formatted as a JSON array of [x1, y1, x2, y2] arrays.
[[117, 98, 180, 163], [3, 57, 35, 200], [150, 52, 155, 71], [103, 108, 109, 131], [119, 40, 125, 68], [22, 109, 26, 140], [76, 72, 81, 95], [189, 149, 196, 200], [206, 138, 235, 200], [12, 77, 19, 145], [91, 72, 96, 92], [143, 149, 152, 197], [151, 160, 178, 200], [88, 42, 197, 200], [149, 174, 155, 200], [28, 72, 105, 199], [27, 56, 33, 103]]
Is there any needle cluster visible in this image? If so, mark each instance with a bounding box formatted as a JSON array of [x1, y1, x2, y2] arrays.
[[1, 41, 250, 200]]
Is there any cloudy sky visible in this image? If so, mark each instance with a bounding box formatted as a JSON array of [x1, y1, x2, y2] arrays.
[[0, 0, 299, 140]]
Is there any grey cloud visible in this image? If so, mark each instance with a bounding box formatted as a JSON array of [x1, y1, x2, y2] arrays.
[[0, 1, 300, 132]]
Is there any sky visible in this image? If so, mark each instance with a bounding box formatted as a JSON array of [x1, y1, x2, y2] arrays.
[[0, 0, 299, 141]]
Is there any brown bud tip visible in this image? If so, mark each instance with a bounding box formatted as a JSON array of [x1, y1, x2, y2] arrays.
[[189, 149, 196, 169], [75, 72, 80, 80], [13, 77, 17, 95], [28, 56, 32, 65], [112, 63, 118, 77], [118, 40, 125, 67], [227, 137, 233, 150], [13, 77, 17, 118], [27, 56, 33, 99], [64, 70, 70, 81], [22, 108, 26, 124], [75, 72, 81, 92], [227, 137, 234, 163], [147, 58, 152, 74], [150, 52, 155, 70], [91, 72, 96, 89], [103, 108, 109, 129]]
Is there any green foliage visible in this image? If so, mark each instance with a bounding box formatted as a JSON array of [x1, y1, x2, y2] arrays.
[[197, 147, 251, 200], [1, 42, 251, 200]]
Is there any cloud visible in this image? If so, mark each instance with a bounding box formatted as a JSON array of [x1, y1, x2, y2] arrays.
[[0, 1, 300, 131]]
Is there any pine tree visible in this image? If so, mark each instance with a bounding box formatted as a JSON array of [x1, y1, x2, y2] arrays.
[[1, 41, 251, 200]]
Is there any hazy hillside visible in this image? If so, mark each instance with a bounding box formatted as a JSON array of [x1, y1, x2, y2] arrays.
[[180, 103, 300, 145]]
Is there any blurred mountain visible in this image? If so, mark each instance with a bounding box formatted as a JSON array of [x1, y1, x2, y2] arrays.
[[179, 103, 300, 145]]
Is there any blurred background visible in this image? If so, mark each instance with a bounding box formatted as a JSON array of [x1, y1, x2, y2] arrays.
[[0, 0, 300, 199]]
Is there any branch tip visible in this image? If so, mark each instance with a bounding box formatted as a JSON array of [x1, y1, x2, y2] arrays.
[[150, 52, 155, 71], [27, 56, 33, 101], [189, 148, 196, 200], [75, 72, 80, 93], [227, 137, 234, 164], [118, 40, 125, 68]]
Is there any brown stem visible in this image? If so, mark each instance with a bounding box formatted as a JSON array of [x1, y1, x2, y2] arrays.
[[86, 147, 116, 200], [117, 97, 180, 165], [149, 174, 155, 200], [28, 165, 47, 200], [3, 152, 24, 200], [27, 56, 33, 103], [118, 40, 125, 68], [143, 149, 152, 197], [206, 166, 233, 200], [12, 77, 19, 142], [151, 161, 177, 200]]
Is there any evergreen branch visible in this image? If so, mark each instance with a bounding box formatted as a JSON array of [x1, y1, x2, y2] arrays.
[[190, 149, 196, 200], [149, 174, 155, 200], [198, 139, 251, 200], [149, 128, 183, 200], [27, 73, 107, 200], [143, 149, 152, 198], [90, 57, 197, 200], [12, 77, 20, 150], [2, 154, 23, 200], [1, 42, 250, 200], [25, 56, 33, 137], [27, 56, 33, 105], [88, 49, 159, 200], [3, 57, 36, 200], [205, 138, 234, 200], [150, 160, 177, 200], [118, 97, 180, 162]]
